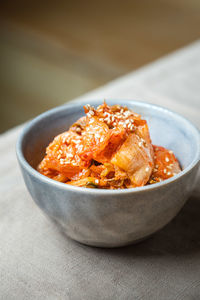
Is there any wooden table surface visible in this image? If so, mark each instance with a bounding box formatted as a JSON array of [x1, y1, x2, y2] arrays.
[[0, 41, 200, 299]]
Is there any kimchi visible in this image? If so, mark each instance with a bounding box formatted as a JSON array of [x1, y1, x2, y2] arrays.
[[38, 102, 181, 189]]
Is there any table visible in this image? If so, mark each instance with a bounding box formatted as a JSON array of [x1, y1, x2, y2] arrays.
[[1, 41, 200, 299]]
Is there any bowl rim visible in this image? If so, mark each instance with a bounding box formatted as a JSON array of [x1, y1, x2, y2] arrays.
[[16, 99, 200, 195]]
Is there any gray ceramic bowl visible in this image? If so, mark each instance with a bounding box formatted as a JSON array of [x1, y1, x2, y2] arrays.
[[16, 100, 200, 247]]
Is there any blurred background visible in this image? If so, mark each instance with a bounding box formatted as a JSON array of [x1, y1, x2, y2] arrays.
[[0, 0, 200, 133]]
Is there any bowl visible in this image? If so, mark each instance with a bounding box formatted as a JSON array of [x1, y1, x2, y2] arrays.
[[16, 100, 200, 247]]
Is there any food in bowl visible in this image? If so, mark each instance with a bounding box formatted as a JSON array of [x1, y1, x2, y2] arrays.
[[38, 102, 181, 189]]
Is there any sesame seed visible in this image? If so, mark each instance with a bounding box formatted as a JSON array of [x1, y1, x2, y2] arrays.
[[78, 145, 83, 151], [165, 157, 169, 162], [164, 169, 167, 174], [145, 167, 150, 172], [73, 140, 81, 144], [167, 172, 171, 175], [104, 112, 110, 117], [104, 117, 111, 124], [95, 179, 99, 184], [124, 111, 131, 117], [169, 150, 173, 154], [138, 141, 143, 147], [155, 164, 159, 168]]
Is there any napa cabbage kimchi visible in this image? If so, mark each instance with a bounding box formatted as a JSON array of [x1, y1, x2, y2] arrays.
[[38, 102, 181, 189]]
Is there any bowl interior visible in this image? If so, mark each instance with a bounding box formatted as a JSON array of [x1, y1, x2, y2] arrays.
[[21, 100, 199, 172]]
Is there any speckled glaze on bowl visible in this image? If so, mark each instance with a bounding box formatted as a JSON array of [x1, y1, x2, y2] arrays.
[[16, 100, 200, 247]]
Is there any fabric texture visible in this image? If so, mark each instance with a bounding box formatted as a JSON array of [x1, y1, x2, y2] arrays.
[[0, 41, 200, 300]]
